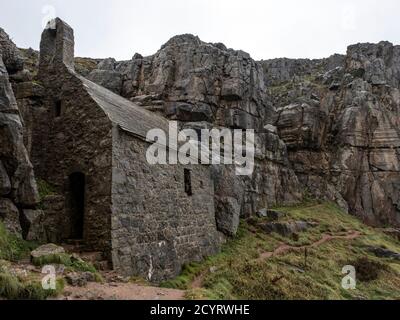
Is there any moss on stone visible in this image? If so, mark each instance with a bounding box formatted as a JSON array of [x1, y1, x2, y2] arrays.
[[32, 253, 97, 274], [37, 179, 57, 201]]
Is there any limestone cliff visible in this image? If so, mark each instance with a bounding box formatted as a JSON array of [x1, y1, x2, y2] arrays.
[[0, 28, 40, 238], [263, 41, 400, 227]]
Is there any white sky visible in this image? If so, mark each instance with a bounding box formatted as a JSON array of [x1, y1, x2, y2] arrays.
[[1, 0, 399, 61]]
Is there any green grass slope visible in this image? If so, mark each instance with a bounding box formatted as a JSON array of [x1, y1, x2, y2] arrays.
[[162, 202, 400, 300]]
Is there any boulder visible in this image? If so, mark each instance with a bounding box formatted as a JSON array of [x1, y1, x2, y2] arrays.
[[31, 243, 65, 260], [215, 196, 241, 237], [369, 247, 400, 261], [260, 221, 312, 238], [87, 69, 122, 94], [212, 165, 247, 236], [256, 209, 286, 221]]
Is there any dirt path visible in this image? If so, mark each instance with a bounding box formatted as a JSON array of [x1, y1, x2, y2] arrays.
[[61, 282, 185, 300], [259, 230, 361, 260]]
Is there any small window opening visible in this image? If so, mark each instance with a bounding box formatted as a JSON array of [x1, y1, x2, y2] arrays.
[[54, 100, 62, 117], [184, 169, 193, 196]]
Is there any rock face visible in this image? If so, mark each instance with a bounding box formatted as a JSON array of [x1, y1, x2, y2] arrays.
[[0, 28, 39, 237], [262, 41, 400, 226], [369, 247, 400, 261], [87, 58, 122, 94], [0, 28, 24, 73]]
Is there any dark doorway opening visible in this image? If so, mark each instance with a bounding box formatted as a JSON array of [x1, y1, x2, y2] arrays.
[[68, 172, 85, 240], [54, 100, 62, 117], [184, 169, 192, 196]]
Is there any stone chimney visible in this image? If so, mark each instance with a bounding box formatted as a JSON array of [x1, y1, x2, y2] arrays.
[[38, 18, 74, 78]]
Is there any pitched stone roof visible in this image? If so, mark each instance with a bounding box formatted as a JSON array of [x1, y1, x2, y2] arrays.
[[79, 75, 218, 163], [80, 75, 169, 141]]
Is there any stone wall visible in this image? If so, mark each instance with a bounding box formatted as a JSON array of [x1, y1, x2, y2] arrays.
[[111, 128, 221, 281]]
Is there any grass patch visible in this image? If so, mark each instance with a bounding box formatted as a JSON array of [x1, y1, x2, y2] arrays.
[[37, 179, 57, 201], [0, 223, 37, 261], [353, 257, 387, 282], [166, 202, 400, 300], [0, 269, 64, 300], [161, 262, 203, 290], [32, 253, 97, 274]]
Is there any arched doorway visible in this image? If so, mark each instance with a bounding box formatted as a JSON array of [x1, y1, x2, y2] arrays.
[[68, 172, 85, 240]]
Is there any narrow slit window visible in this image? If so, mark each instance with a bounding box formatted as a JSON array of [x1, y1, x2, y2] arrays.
[[184, 169, 193, 196], [54, 100, 62, 117]]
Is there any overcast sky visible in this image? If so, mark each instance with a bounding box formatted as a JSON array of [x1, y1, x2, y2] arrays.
[[1, 0, 399, 61]]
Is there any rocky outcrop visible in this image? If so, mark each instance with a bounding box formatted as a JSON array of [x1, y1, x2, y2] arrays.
[[263, 41, 400, 227], [88, 34, 273, 128], [87, 58, 122, 94], [0, 28, 24, 74], [260, 220, 313, 238], [0, 28, 39, 237]]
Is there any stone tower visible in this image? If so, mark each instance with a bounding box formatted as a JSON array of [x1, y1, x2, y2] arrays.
[[39, 18, 75, 79]]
